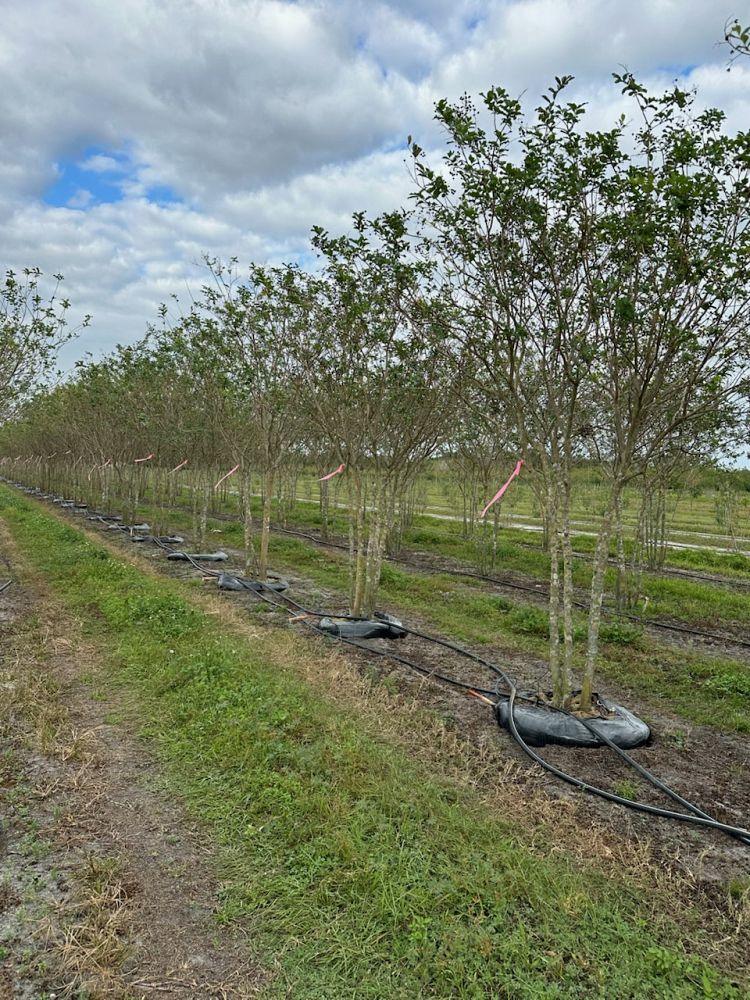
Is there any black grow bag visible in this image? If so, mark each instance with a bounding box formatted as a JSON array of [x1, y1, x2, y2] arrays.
[[217, 572, 289, 592], [317, 612, 406, 640], [495, 694, 650, 749]]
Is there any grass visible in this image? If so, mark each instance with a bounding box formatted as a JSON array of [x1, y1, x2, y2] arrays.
[[170, 486, 750, 623], [271, 536, 750, 733], [0, 553, 135, 999], [136, 502, 750, 733], [1, 485, 748, 998]]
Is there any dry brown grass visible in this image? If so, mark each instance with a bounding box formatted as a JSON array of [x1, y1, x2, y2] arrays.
[[40, 854, 134, 1000]]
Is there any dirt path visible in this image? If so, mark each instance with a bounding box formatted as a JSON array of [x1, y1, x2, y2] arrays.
[[0, 518, 262, 999]]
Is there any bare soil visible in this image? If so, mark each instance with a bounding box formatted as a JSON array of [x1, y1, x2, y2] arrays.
[[0, 521, 262, 999]]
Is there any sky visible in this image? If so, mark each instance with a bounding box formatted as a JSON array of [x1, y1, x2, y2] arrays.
[[2, 0, 749, 371]]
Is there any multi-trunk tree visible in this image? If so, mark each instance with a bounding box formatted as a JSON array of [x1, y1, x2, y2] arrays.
[[413, 75, 750, 711], [296, 211, 459, 616]]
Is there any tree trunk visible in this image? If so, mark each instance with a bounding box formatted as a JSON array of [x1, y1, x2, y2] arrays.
[[258, 468, 274, 580], [197, 478, 210, 550], [547, 482, 564, 706], [241, 468, 257, 576], [349, 472, 367, 617], [320, 477, 329, 540], [560, 474, 574, 702], [614, 491, 626, 612], [581, 485, 619, 712]]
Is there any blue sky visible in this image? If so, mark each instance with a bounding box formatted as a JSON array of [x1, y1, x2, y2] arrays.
[[1, 0, 748, 376], [43, 147, 182, 210]]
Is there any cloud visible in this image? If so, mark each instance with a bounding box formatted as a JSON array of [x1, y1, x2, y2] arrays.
[[0, 0, 747, 366]]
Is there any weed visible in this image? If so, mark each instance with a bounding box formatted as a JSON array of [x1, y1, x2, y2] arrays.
[[614, 780, 639, 801]]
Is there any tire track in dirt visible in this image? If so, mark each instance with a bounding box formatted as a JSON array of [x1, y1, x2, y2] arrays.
[[0, 516, 263, 999]]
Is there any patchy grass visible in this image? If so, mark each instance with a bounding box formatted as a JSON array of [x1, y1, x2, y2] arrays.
[[1, 487, 748, 998], [134, 502, 750, 733], [0, 561, 135, 998]]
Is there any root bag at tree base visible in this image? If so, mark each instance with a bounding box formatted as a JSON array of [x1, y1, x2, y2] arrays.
[[317, 613, 406, 640], [495, 696, 650, 748]]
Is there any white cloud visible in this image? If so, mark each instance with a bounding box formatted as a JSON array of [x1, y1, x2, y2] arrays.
[[0, 0, 747, 365], [79, 154, 124, 174]]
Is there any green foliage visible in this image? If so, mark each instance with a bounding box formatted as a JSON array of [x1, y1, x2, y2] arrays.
[[0, 267, 88, 421], [599, 621, 644, 646]]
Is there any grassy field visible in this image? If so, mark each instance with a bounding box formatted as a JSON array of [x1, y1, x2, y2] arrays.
[[1, 486, 747, 998], [130, 497, 750, 734], [289, 464, 750, 551]]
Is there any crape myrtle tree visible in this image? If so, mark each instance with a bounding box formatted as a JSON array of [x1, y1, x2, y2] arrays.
[[170, 258, 310, 579], [1, 268, 89, 421], [411, 79, 603, 707], [297, 210, 459, 617], [576, 75, 750, 710], [413, 76, 750, 712]]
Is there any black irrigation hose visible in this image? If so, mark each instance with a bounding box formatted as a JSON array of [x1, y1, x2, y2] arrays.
[[15, 483, 750, 847], [229, 563, 750, 846], [149, 535, 500, 697], [273, 526, 750, 652], [504, 685, 750, 844], [81, 508, 750, 844], [0, 580, 12, 593]]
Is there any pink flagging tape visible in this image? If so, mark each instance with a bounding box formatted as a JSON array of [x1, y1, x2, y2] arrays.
[[170, 459, 189, 474], [134, 453, 155, 463], [88, 459, 111, 481], [214, 464, 240, 490], [319, 463, 345, 482], [480, 460, 524, 519]]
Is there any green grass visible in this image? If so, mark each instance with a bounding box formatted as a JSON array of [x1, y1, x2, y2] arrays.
[[131, 501, 750, 732], [268, 536, 750, 733], [1, 487, 747, 998], [143, 494, 750, 628]]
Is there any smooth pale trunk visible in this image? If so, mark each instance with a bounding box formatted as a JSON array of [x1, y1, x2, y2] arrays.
[[581, 487, 618, 712], [547, 484, 564, 706], [198, 478, 210, 550], [320, 477, 330, 540], [350, 474, 367, 617], [614, 491, 626, 611], [258, 469, 274, 580], [241, 468, 257, 576], [560, 475, 574, 700]]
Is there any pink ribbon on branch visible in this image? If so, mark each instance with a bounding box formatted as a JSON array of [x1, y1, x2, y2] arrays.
[[134, 453, 155, 463], [214, 464, 240, 490], [479, 460, 524, 519], [319, 463, 345, 482], [170, 459, 189, 474], [88, 458, 112, 481]]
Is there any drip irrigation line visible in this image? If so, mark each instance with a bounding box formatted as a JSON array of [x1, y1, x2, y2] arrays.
[[272, 526, 750, 652], [504, 685, 750, 844], [213, 556, 750, 846], [531, 686, 750, 845], [0, 580, 12, 593], [9, 480, 750, 846]]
